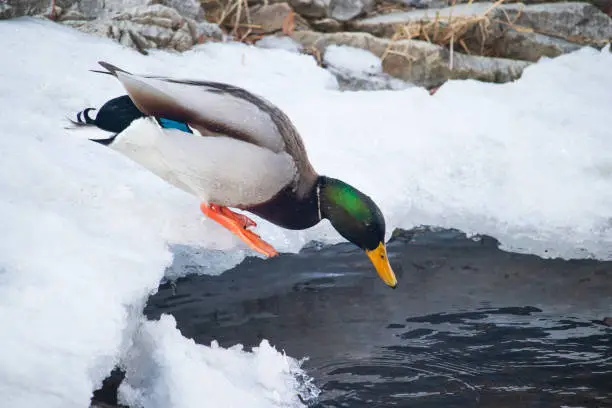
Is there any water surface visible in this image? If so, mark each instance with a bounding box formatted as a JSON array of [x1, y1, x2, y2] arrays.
[[95, 228, 612, 407]]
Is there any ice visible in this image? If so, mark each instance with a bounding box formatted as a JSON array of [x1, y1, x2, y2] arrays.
[[1, 16, 612, 408]]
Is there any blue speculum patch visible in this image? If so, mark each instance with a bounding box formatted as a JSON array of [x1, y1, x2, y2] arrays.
[[157, 117, 192, 134]]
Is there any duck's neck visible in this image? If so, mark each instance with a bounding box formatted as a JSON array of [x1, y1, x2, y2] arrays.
[[245, 178, 324, 230]]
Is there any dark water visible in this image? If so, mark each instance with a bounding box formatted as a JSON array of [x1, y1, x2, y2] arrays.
[[93, 228, 612, 407]]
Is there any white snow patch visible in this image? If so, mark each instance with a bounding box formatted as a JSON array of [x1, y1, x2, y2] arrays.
[[322, 45, 412, 90], [255, 35, 304, 54], [324, 44, 382, 75], [118, 315, 319, 408]]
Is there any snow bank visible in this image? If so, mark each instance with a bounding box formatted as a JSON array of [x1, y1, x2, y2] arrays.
[[1, 15, 611, 408], [119, 315, 318, 408]]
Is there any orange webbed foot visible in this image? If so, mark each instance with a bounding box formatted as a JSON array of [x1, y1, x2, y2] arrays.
[[200, 203, 279, 258], [217, 205, 257, 229]]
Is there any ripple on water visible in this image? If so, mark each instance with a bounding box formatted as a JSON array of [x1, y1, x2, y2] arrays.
[[313, 307, 612, 407]]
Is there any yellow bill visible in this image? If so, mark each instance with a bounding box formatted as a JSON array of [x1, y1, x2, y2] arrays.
[[365, 242, 397, 288]]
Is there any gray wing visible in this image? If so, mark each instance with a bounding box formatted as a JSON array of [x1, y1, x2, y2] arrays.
[[96, 61, 318, 197]]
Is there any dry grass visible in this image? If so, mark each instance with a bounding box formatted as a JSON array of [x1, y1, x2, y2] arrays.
[[368, 0, 414, 17], [201, 0, 297, 42], [387, 0, 511, 55], [201, 0, 257, 40], [379, 0, 536, 68], [381, 0, 610, 66]]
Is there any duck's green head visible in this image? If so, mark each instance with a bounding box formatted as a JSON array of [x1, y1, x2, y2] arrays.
[[319, 176, 397, 289]]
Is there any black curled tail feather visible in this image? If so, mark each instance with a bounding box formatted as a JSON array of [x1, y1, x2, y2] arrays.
[[68, 107, 97, 128], [75, 108, 97, 126]]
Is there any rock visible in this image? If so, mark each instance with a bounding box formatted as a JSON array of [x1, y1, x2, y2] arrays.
[[159, 0, 204, 21], [291, 31, 530, 87], [382, 37, 530, 87], [348, 3, 496, 38], [311, 17, 344, 32], [329, 0, 375, 21], [281, 0, 391, 23], [502, 2, 612, 46], [348, 2, 612, 62], [0, 0, 196, 22], [73, 0, 153, 20], [0, 0, 213, 51], [114, 4, 184, 26], [0, 2, 10, 19], [350, 2, 612, 45], [289, 0, 330, 18], [248, 2, 309, 34], [0, 0, 76, 19], [406, 0, 449, 9], [415, 0, 611, 8], [68, 4, 222, 53], [58, 5, 92, 22], [193, 20, 225, 42], [603, 317, 612, 326], [491, 29, 582, 62]]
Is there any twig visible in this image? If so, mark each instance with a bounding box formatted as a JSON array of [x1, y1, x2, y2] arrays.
[[233, 0, 243, 36], [449, 33, 454, 70], [217, 0, 240, 26], [459, 38, 470, 54]]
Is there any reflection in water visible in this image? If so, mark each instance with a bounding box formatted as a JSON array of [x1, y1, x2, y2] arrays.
[[94, 228, 612, 407]]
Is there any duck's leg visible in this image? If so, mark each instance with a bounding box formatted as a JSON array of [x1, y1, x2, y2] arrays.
[[217, 206, 257, 229], [200, 203, 279, 257]]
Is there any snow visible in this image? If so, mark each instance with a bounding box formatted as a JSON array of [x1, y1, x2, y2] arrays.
[[360, 3, 494, 24], [1, 15, 612, 408], [323, 45, 412, 91], [255, 35, 303, 54], [324, 44, 382, 75], [119, 315, 318, 408]]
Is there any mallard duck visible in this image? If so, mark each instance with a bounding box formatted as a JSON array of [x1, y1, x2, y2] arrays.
[[75, 61, 397, 288]]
